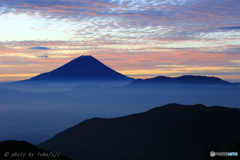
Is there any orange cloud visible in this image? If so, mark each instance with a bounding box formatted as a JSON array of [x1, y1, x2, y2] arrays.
[[1, 39, 240, 82]]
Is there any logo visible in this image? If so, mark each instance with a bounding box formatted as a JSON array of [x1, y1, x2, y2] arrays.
[[210, 151, 238, 157], [210, 151, 215, 157]]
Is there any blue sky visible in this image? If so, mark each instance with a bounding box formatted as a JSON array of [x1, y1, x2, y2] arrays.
[[0, 0, 240, 81]]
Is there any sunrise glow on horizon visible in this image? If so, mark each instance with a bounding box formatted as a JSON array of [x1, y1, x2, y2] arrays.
[[0, 0, 240, 82]]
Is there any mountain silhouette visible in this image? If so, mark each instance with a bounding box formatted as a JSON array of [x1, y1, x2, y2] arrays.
[[37, 103, 240, 160], [27, 55, 133, 82], [0, 55, 134, 91], [124, 75, 233, 88]]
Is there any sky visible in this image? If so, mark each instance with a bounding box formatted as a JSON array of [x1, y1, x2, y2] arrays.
[[0, 0, 240, 82]]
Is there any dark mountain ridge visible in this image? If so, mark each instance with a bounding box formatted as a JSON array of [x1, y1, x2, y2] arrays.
[[27, 55, 133, 82], [131, 75, 232, 85], [123, 75, 238, 90], [0, 55, 134, 91], [38, 103, 240, 160]]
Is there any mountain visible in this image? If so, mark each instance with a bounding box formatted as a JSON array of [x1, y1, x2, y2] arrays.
[[0, 140, 72, 159], [124, 75, 233, 88], [37, 103, 240, 160], [27, 55, 133, 82], [2, 132, 51, 145], [0, 55, 134, 91]]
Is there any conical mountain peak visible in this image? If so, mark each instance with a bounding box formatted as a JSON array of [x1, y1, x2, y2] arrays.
[[28, 55, 134, 82]]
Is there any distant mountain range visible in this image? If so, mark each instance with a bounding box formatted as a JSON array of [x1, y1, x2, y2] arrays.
[[131, 75, 232, 85], [123, 75, 238, 89], [38, 103, 240, 160], [1, 55, 239, 91]]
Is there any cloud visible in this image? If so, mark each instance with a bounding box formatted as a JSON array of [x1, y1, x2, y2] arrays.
[[29, 47, 51, 50], [100, 58, 118, 61], [37, 54, 49, 58], [0, 0, 239, 81], [0, 0, 238, 25], [0, 0, 239, 44], [217, 26, 240, 30]]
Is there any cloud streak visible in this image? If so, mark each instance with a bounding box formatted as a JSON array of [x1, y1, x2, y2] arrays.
[[29, 47, 51, 50], [218, 26, 240, 30], [37, 54, 49, 58]]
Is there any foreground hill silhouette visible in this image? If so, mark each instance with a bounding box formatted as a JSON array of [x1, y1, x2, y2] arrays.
[[0, 140, 71, 159], [38, 104, 240, 160]]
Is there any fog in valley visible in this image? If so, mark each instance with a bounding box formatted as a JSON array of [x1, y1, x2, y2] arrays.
[[0, 81, 239, 144]]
